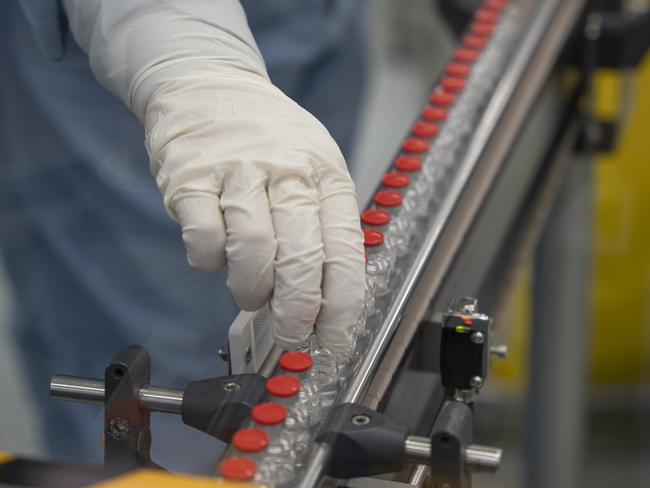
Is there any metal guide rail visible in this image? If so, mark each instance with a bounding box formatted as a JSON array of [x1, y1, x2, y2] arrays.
[[292, 0, 586, 485], [44, 0, 588, 486]]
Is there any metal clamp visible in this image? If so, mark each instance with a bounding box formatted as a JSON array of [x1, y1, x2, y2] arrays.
[[103, 346, 157, 468], [316, 402, 501, 482], [50, 345, 267, 468]]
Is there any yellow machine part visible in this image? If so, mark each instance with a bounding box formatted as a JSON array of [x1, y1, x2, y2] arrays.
[[90, 468, 262, 488], [493, 54, 650, 386]]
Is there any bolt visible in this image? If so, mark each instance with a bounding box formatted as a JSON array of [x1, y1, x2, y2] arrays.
[[490, 345, 508, 358], [223, 381, 240, 392], [108, 417, 130, 439], [471, 331, 485, 344], [351, 414, 371, 426], [217, 344, 230, 362], [470, 376, 484, 389], [245, 346, 252, 365]]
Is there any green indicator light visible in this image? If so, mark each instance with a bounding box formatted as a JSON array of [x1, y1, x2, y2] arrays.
[[455, 325, 470, 333]]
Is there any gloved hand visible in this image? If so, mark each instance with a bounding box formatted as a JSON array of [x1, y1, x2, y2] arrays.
[[63, 0, 365, 354]]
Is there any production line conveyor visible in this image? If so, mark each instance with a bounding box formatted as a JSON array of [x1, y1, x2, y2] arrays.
[[1, 0, 599, 486]]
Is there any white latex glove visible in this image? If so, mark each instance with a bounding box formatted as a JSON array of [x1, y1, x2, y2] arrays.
[[63, 0, 365, 354]]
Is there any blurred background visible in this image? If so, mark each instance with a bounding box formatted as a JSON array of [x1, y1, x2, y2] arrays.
[[1, 0, 649, 487]]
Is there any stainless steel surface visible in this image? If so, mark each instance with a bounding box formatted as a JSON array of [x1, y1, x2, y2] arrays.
[[407, 465, 430, 486], [50, 375, 184, 414], [347, 479, 413, 488], [296, 0, 586, 485], [404, 436, 431, 465], [297, 444, 332, 488], [50, 375, 104, 404], [403, 436, 501, 473], [464, 444, 503, 473], [140, 385, 184, 414]]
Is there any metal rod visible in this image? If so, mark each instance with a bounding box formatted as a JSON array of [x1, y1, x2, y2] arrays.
[[404, 436, 431, 465], [403, 436, 502, 474], [408, 465, 430, 487], [464, 445, 502, 473], [50, 375, 184, 414]]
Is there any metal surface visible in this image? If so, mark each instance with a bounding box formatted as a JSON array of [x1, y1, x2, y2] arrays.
[[50, 375, 184, 414], [50, 375, 105, 405], [464, 445, 503, 473], [527, 157, 592, 488], [404, 436, 431, 465], [404, 436, 502, 473], [407, 465, 430, 486], [296, 0, 586, 485]]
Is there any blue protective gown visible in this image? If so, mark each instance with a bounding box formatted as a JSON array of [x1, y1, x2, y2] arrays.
[[0, 0, 365, 474]]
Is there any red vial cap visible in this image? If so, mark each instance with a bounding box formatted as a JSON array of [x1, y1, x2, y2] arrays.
[[402, 138, 430, 153], [374, 191, 403, 208], [463, 35, 488, 50], [382, 172, 410, 189], [363, 229, 384, 248], [412, 121, 439, 138], [395, 155, 422, 173], [233, 428, 269, 453], [251, 402, 287, 426], [485, 0, 508, 12], [361, 209, 391, 227], [474, 9, 499, 24], [429, 91, 456, 107], [219, 457, 256, 481], [279, 351, 313, 373], [471, 22, 495, 37], [421, 106, 448, 122], [441, 77, 466, 93], [446, 63, 471, 78], [453, 48, 480, 64], [266, 375, 300, 398]]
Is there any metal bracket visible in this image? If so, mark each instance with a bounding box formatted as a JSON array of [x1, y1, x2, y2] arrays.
[[52, 345, 267, 469], [104, 345, 159, 469]]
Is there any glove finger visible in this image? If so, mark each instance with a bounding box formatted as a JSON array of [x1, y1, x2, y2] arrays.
[[221, 166, 276, 311], [172, 192, 227, 273], [314, 171, 365, 356], [267, 175, 324, 350]]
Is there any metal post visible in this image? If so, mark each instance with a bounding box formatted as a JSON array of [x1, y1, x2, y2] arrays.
[[528, 156, 592, 488]]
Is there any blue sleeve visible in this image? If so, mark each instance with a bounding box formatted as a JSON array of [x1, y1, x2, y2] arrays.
[[18, 0, 65, 61]]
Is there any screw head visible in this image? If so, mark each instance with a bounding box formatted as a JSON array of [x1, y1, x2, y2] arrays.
[[217, 344, 230, 362], [108, 417, 130, 439], [470, 376, 484, 389], [471, 331, 485, 345], [223, 381, 240, 392], [351, 414, 371, 426]]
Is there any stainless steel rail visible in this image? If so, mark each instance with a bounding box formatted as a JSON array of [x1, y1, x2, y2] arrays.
[[50, 374, 184, 414], [296, 0, 586, 485]]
